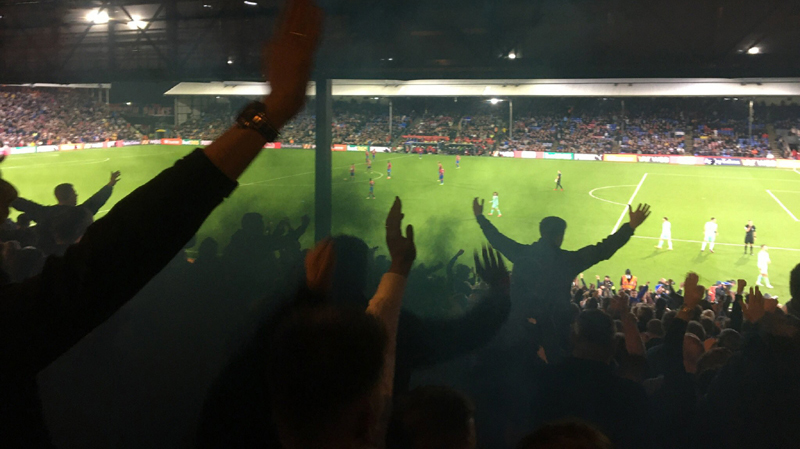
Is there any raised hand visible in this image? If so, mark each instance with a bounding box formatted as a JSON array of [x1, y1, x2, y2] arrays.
[[739, 286, 766, 323], [627, 203, 652, 230], [737, 279, 747, 295], [108, 171, 121, 187], [473, 245, 509, 294], [472, 197, 484, 217], [386, 197, 416, 277], [682, 272, 704, 310], [608, 292, 629, 318], [262, 0, 324, 129]]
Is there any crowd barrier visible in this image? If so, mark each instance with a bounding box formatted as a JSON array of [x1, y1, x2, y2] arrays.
[[7, 141, 799, 169]]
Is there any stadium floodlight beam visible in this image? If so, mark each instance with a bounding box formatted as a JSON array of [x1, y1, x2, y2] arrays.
[[747, 46, 760, 55], [86, 10, 109, 24], [127, 16, 146, 29]]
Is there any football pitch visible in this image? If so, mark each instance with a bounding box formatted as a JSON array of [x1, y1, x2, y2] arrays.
[[4, 145, 800, 301]]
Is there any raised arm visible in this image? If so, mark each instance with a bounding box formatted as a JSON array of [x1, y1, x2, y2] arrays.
[[570, 203, 650, 273], [80, 171, 120, 214], [398, 247, 511, 370], [0, 0, 323, 376], [10, 197, 50, 223], [473, 197, 526, 262]]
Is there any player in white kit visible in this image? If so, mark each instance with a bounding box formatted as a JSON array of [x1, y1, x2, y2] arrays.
[[756, 245, 774, 288], [655, 217, 673, 250], [701, 217, 718, 253]]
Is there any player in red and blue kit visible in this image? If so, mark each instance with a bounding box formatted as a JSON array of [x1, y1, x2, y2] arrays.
[[367, 178, 375, 199], [367, 157, 372, 171], [439, 166, 445, 185], [350, 164, 355, 180], [387, 161, 392, 179], [456, 155, 461, 169], [371, 149, 376, 160]]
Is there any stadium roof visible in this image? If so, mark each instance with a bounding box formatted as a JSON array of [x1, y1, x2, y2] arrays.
[[2, 1, 800, 83], [164, 79, 800, 98]]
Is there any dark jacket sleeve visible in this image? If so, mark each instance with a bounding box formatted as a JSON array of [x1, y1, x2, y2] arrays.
[[80, 184, 113, 214], [476, 215, 526, 263], [0, 149, 237, 377], [568, 223, 634, 274], [10, 198, 52, 224], [396, 285, 511, 380]]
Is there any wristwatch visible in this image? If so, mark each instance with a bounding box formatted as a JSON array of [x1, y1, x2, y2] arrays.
[[236, 101, 280, 142]]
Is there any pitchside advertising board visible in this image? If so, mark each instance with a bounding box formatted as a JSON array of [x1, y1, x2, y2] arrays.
[[10, 141, 800, 170]]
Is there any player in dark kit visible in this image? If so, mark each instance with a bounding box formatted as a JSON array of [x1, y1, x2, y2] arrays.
[[350, 164, 355, 180], [554, 170, 564, 190], [367, 178, 375, 199], [744, 220, 757, 255]]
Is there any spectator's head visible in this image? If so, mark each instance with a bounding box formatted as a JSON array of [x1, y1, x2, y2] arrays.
[[572, 309, 615, 363], [304, 235, 371, 309], [683, 333, 705, 374], [241, 212, 265, 234], [0, 178, 18, 221], [686, 320, 706, 341], [700, 316, 716, 338], [662, 310, 677, 330], [267, 305, 387, 449], [646, 319, 665, 338], [516, 421, 612, 449], [791, 263, 800, 301], [701, 309, 716, 320], [16, 213, 31, 228], [539, 216, 566, 247], [387, 386, 476, 449], [52, 207, 93, 245], [54, 183, 78, 206]]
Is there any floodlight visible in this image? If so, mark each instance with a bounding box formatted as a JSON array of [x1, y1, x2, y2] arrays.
[[489, 98, 501, 105], [127, 16, 146, 29], [87, 10, 109, 24], [508, 51, 517, 59], [244, 1, 257, 5], [747, 47, 760, 54]]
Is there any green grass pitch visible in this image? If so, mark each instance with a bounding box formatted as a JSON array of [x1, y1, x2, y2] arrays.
[[4, 145, 800, 301]]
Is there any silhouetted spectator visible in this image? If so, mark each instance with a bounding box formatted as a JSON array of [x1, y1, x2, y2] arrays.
[[517, 421, 613, 449], [387, 386, 476, 449], [531, 309, 650, 449], [473, 198, 651, 362], [11, 171, 120, 255]]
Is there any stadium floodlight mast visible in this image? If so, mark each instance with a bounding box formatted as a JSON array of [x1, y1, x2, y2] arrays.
[[488, 98, 514, 138], [86, 9, 109, 24], [747, 46, 761, 55]]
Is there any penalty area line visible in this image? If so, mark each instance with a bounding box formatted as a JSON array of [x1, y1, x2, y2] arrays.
[[632, 235, 800, 252], [611, 173, 648, 234], [766, 190, 800, 222]]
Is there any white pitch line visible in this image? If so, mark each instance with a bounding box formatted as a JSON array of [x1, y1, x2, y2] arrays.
[[2, 157, 111, 169], [611, 173, 647, 234], [589, 185, 636, 207], [651, 172, 800, 182], [633, 235, 800, 252], [769, 190, 800, 193], [766, 190, 800, 221]]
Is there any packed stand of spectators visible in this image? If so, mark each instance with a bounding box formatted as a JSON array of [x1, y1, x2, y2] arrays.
[[174, 109, 234, 141], [0, 87, 141, 147]]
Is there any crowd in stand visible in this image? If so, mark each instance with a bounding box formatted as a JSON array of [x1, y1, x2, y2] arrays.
[[0, 87, 141, 147]]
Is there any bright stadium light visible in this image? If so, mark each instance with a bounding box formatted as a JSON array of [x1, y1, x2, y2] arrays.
[[86, 10, 109, 24], [747, 46, 760, 55], [508, 51, 517, 60], [489, 98, 502, 105], [125, 102, 132, 106], [227, 58, 234, 65], [244, 1, 257, 5], [127, 16, 146, 29]]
